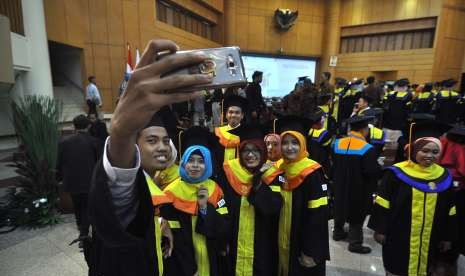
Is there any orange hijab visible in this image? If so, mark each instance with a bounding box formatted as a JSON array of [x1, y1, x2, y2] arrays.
[[281, 130, 308, 163]]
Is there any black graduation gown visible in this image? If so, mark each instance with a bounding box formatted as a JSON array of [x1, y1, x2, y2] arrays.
[[89, 121, 109, 144], [162, 197, 230, 276], [277, 162, 330, 276], [383, 91, 412, 130], [368, 167, 457, 276], [307, 128, 332, 177], [412, 92, 434, 113], [332, 133, 381, 224], [337, 89, 355, 125], [88, 161, 159, 276], [218, 160, 283, 276], [435, 90, 462, 124]]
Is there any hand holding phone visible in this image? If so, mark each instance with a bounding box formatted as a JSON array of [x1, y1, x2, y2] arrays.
[[161, 47, 247, 92]]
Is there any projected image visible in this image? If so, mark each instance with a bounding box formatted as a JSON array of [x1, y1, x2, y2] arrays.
[[242, 55, 317, 97]]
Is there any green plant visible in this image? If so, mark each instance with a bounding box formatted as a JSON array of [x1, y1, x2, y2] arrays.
[[6, 95, 63, 228]]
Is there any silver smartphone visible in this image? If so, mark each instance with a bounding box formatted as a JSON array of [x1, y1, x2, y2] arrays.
[[161, 46, 247, 92]]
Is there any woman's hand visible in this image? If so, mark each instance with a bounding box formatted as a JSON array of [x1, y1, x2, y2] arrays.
[[259, 162, 272, 173], [197, 185, 209, 210], [298, 252, 317, 268], [374, 232, 386, 245], [160, 218, 173, 258]]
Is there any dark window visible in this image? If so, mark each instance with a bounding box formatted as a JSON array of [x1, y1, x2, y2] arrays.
[[156, 0, 215, 40], [339, 29, 435, 54]]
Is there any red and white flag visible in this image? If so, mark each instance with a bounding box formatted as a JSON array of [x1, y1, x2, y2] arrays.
[[126, 43, 133, 74]]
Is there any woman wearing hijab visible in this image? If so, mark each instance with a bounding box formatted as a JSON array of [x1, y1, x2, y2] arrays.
[[368, 121, 457, 276], [264, 133, 282, 166], [275, 116, 330, 276], [163, 127, 230, 276], [219, 124, 283, 276]]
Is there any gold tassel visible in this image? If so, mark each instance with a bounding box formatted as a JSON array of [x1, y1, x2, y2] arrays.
[[273, 118, 278, 134], [178, 130, 183, 163], [407, 122, 416, 165]]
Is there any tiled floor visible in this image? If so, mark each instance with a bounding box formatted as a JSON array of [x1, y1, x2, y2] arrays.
[[0, 216, 463, 276]]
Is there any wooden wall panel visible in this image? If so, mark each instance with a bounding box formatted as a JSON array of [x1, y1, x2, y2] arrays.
[[224, 0, 326, 56], [44, 0, 67, 43], [340, 0, 441, 26], [196, 0, 224, 13], [44, 0, 222, 112], [335, 49, 435, 84], [432, 2, 465, 85]]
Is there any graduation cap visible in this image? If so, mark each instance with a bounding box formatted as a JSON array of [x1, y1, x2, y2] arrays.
[[335, 77, 347, 85], [275, 115, 312, 136], [423, 83, 433, 92], [394, 78, 409, 87], [446, 125, 465, 144], [223, 95, 248, 113], [441, 78, 457, 88], [143, 106, 178, 140], [298, 76, 309, 82], [408, 113, 436, 122], [346, 115, 374, 130], [228, 124, 267, 141], [408, 120, 452, 141], [308, 108, 326, 123], [178, 126, 221, 169]]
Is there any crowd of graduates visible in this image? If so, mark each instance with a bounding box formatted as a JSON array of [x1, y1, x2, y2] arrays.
[[83, 40, 465, 276]]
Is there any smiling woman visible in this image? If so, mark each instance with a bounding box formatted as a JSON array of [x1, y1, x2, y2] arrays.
[[163, 126, 229, 276], [369, 120, 457, 276]]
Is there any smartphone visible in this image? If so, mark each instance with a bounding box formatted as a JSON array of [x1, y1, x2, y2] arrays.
[[161, 46, 247, 92]]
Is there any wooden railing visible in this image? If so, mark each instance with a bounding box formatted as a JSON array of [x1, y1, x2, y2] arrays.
[[0, 0, 24, 35]]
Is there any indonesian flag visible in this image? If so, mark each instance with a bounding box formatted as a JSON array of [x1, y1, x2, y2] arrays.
[[126, 43, 133, 74], [136, 48, 141, 67]]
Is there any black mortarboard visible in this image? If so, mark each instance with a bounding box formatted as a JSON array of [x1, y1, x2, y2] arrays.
[[409, 120, 452, 141], [179, 126, 220, 162], [228, 124, 267, 141], [144, 106, 175, 127], [143, 106, 178, 140], [408, 113, 436, 122], [335, 77, 347, 85], [346, 115, 374, 130], [298, 76, 309, 82], [275, 115, 312, 136], [179, 126, 219, 153], [423, 83, 433, 92], [308, 108, 326, 123], [394, 78, 409, 87], [223, 95, 248, 113], [441, 78, 457, 88], [446, 125, 465, 144]]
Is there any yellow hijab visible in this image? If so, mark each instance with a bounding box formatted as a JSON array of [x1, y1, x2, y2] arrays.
[[281, 130, 308, 163]]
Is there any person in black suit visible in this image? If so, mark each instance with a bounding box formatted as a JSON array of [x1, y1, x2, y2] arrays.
[[88, 112, 109, 145], [57, 114, 101, 243]]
